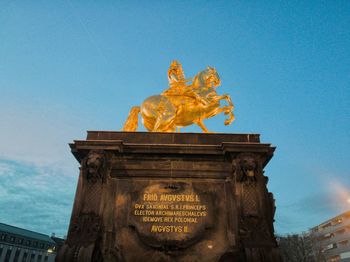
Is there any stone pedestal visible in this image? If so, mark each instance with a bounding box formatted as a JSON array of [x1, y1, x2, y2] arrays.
[[56, 131, 281, 262]]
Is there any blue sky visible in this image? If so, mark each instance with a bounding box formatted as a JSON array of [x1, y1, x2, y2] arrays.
[[0, 1, 349, 237]]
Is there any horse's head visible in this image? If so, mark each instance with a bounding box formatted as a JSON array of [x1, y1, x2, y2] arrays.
[[192, 66, 221, 89], [205, 66, 220, 88]]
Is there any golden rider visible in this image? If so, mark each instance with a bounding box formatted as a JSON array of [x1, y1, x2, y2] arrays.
[[162, 61, 208, 105]]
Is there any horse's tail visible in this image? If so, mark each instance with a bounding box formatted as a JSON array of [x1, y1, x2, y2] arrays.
[[122, 106, 140, 131]]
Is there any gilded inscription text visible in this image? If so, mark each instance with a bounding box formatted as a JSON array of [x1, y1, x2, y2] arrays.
[[132, 193, 207, 233]]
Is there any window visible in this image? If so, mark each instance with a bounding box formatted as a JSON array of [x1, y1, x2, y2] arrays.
[[22, 252, 28, 262], [321, 222, 332, 230], [18, 238, 24, 244], [335, 229, 345, 235], [340, 251, 350, 259], [14, 249, 21, 262], [325, 243, 337, 251], [0, 246, 3, 258], [1, 234, 7, 241], [26, 240, 31, 246], [339, 240, 349, 246], [37, 254, 42, 262], [33, 241, 38, 247], [332, 217, 343, 225], [44, 255, 48, 262], [10, 236, 15, 242], [4, 249, 12, 262], [39, 243, 44, 249], [328, 255, 340, 261], [29, 253, 35, 262], [322, 233, 335, 240]]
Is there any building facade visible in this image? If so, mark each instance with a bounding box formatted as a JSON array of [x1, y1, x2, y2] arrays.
[[0, 223, 58, 262], [310, 210, 350, 262]]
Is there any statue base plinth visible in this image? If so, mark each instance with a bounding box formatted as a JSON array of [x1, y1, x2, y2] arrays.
[[56, 131, 281, 262]]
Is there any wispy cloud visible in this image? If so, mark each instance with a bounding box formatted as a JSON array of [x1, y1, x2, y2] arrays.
[[0, 103, 94, 236], [0, 158, 77, 237], [275, 183, 350, 234]]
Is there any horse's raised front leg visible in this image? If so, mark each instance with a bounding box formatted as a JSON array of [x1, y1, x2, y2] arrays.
[[215, 94, 235, 125], [224, 110, 235, 125], [205, 105, 231, 119]]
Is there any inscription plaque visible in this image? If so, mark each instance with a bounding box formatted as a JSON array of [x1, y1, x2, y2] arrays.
[[128, 182, 213, 249]]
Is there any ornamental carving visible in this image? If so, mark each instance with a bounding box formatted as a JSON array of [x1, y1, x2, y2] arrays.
[[241, 182, 259, 217], [67, 211, 101, 247], [82, 150, 107, 183], [232, 153, 262, 182], [239, 216, 271, 242]]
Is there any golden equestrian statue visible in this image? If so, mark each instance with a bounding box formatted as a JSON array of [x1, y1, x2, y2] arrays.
[[122, 61, 235, 133]]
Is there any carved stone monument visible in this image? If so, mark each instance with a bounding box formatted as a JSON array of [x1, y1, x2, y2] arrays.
[[56, 131, 281, 261], [57, 61, 281, 261]]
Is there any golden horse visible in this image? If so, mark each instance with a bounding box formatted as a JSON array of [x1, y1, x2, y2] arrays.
[[122, 67, 234, 133]]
